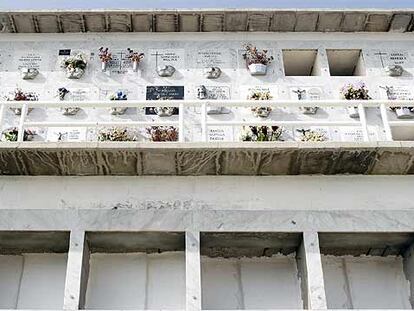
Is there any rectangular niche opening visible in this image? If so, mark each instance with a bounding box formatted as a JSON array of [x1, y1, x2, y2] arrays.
[[326, 49, 366, 76], [201, 232, 304, 310], [283, 49, 321, 76], [0, 231, 69, 310], [319, 232, 414, 309], [84, 231, 185, 310]]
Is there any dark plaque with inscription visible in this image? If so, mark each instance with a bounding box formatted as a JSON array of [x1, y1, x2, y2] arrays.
[[59, 49, 71, 56], [145, 86, 184, 115]]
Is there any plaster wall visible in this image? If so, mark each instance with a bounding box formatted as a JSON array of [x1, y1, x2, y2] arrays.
[[85, 252, 185, 310], [0, 253, 67, 309], [322, 255, 412, 309], [201, 255, 303, 310]]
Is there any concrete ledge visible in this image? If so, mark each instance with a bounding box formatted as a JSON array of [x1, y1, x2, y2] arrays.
[[0, 142, 413, 175]]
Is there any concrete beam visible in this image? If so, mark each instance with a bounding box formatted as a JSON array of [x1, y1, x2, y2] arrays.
[[63, 230, 90, 310], [185, 231, 202, 311]]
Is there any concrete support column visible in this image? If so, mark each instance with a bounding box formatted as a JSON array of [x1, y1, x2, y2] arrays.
[[317, 47, 331, 77], [185, 231, 202, 311], [298, 231, 327, 310], [63, 230, 90, 310]]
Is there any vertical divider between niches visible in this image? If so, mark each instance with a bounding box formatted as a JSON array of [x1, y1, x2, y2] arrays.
[[297, 231, 328, 310], [185, 231, 202, 311], [63, 230, 90, 310]]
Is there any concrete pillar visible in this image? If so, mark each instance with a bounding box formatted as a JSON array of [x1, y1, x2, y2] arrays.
[[298, 231, 327, 310], [185, 231, 202, 311], [63, 230, 90, 310], [317, 47, 331, 77]]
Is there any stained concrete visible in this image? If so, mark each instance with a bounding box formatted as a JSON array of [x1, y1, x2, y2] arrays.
[[1, 142, 414, 176], [0, 231, 69, 254], [86, 231, 185, 253], [1, 9, 413, 33]]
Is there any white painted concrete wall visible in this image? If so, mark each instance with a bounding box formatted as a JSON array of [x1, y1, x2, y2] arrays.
[[322, 255, 412, 309], [201, 255, 303, 310], [85, 252, 185, 310], [2, 175, 414, 211], [0, 253, 67, 309]]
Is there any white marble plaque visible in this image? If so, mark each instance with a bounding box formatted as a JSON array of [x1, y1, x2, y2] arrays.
[[289, 87, 323, 100], [373, 50, 412, 67], [378, 85, 413, 100], [196, 49, 237, 68], [208, 126, 233, 142], [46, 127, 87, 142], [338, 126, 379, 142], [106, 49, 132, 74], [13, 51, 49, 71], [294, 126, 331, 141], [240, 85, 278, 99], [205, 86, 230, 100], [99, 87, 139, 100], [149, 49, 185, 68]]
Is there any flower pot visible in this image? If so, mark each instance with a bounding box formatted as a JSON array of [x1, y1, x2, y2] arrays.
[[61, 107, 80, 116], [204, 67, 221, 79], [301, 107, 318, 115], [20, 68, 39, 80], [110, 107, 128, 115], [347, 106, 359, 118], [66, 68, 85, 79], [252, 107, 271, 118], [394, 107, 413, 119], [157, 65, 175, 77], [155, 107, 175, 117], [10, 107, 34, 115], [132, 61, 139, 72], [207, 107, 231, 115], [385, 65, 403, 77], [101, 62, 107, 72], [248, 63, 267, 76]]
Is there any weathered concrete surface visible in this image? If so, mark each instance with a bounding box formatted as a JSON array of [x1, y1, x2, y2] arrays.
[[0, 231, 69, 254], [1, 9, 413, 33], [0, 142, 414, 176]]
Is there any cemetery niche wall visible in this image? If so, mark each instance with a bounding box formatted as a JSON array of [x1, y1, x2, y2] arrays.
[[0, 32, 414, 143]]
